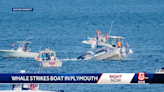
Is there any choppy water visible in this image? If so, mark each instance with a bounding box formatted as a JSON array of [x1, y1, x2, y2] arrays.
[[0, 0, 164, 91]]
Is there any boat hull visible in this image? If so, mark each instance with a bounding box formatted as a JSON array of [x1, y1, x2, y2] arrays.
[[0, 50, 39, 58], [42, 60, 62, 67], [92, 50, 121, 60], [82, 40, 96, 48]]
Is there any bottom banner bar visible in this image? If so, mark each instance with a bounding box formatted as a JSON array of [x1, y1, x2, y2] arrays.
[[0, 73, 163, 84]]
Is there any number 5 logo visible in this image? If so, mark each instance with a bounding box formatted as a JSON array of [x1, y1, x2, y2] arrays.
[[138, 72, 145, 81]]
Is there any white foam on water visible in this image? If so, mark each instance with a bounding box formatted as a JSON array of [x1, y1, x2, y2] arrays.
[[59, 58, 78, 61], [109, 58, 140, 61]]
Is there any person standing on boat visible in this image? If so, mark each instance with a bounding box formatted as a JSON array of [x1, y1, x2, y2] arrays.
[[42, 53, 46, 61], [86, 35, 90, 41], [11, 43, 14, 50], [96, 30, 99, 47], [98, 30, 101, 35], [117, 40, 121, 48], [126, 42, 129, 53], [106, 32, 108, 40], [96, 30, 99, 39], [25, 44, 28, 52]]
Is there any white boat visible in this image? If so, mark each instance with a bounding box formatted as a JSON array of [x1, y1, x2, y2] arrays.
[[0, 41, 39, 58], [155, 67, 164, 74], [77, 47, 126, 60], [36, 48, 62, 67], [82, 38, 97, 48], [82, 35, 133, 54], [82, 35, 121, 48], [0, 70, 64, 92]]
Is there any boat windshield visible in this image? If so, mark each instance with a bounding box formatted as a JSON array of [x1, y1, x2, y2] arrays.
[[106, 38, 123, 47], [96, 48, 105, 54], [51, 53, 54, 56]]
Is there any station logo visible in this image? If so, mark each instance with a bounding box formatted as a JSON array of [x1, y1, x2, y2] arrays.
[[138, 72, 149, 83]]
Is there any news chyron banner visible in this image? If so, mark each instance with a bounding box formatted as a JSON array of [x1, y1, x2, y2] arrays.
[[0, 73, 164, 84]]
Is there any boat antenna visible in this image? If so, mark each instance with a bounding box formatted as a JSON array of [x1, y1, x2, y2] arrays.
[[109, 21, 113, 36], [39, 45, 41, 52], [24, 36, 33, 41], [21, 36, 34, 49]]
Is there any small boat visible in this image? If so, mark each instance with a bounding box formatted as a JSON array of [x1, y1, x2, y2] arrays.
[[82, 35, 121, 48], [36, 48, 62, 67], [155, 67, 164, 74], [77, 47, 126, 60], [0, 70, 64, 92], [82, 38, 97, 48], [0, 41, 39, 58]]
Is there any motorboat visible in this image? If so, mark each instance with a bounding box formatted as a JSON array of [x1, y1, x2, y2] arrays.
[[77, 47, 126, 60], [155, 67, 164, 74], [82, 34, 106, 48], [82, 38, 97, 48], [36, 48, 62, 67], [0, 70, 64, 92], [0, 41, 39, 58], [82, 34, 133, 54]]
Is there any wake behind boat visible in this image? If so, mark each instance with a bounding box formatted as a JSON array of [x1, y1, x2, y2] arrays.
[[0, 41, 39, 58]]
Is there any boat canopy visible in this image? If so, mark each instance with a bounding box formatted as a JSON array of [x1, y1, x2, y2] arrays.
[[39, 50, 56, 54], [39, 48, 56, 55], [17, 41, 31, 44], [108, 36, 124, 39]]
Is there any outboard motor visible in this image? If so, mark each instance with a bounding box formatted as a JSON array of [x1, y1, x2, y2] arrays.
[[120, 47, 126, 58], [77, 51, 94, 60], [128, 49, 133, 54]]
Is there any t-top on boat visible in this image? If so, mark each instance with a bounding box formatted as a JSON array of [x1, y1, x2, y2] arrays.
[[0, 41, 39, 58], [36, 48, 62, 67]]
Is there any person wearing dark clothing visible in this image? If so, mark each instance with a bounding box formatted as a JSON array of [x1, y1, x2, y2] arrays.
[[11, 43, 14, 50]]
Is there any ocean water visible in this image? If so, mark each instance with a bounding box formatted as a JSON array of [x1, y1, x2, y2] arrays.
[[0, 0, 164, 91]]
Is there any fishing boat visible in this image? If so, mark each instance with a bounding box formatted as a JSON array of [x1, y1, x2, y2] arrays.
[[155, 67, 164, 74], [82, 38, 97, 48], [0, 41, 39, 58], [82, 35, 133, 54], [36, 48, 62, 67], [77, 47, 126, 60], [0, 70, 64, 92]]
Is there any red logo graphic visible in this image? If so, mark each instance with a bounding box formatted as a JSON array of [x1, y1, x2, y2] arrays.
[[138, 72, 145, 81], [49, 62, 55, 65]]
